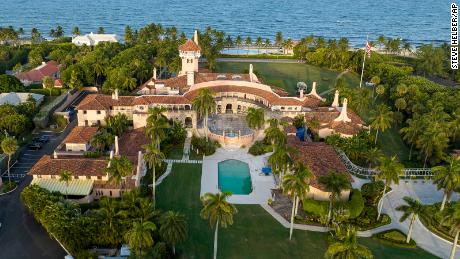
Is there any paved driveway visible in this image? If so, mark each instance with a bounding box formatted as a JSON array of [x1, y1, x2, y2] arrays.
[[0, 119, 76, 259]]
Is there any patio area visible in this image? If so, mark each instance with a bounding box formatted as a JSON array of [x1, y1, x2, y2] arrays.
[[200, 148, 275, 204]]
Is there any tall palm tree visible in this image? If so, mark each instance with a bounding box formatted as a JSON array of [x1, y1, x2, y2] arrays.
[[365, 147, 383, 169], [443, 202, 460, 259], [283, 38, 294, 55], [97, 196, 124, 245], [192, 88, 216, 142], [264, 123, 286, 147], [142, 142, 165, 203], [325, 225, 373, 259], [256, 36, 263, 54], [318, 171, 351, 222], [432, 155, 460, 211], [369, 104, 394, 145], [245, 107, 264, 138], [124, 220, 157, 256], [376, 156, 404, 220], [417, 127, 449, 168], [159, 211, 187, 255], [283, 162, 313, 239], [1, 137, 18, 184], [235, 35, 242, 51], [59, 170, 72, 199], [106, 156, 133, 192], [146, 107, 170, 150], [400, 116, 424, 160], [200, 192, 237, 259], [268, 145, 292, 188], [396, 196, 425, 243]]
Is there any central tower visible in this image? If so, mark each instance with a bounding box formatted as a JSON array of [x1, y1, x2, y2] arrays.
[[179, 30, 201, 76]]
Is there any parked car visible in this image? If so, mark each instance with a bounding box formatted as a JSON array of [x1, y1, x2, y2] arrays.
[[39, 135, 49, 143], [28, 142, 42, 150]]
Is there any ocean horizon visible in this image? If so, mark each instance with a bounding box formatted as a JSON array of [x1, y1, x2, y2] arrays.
[[0, 0, 450, 47]]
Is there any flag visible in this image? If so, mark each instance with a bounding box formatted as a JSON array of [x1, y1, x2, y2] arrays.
[[365, 41, 372, 58]]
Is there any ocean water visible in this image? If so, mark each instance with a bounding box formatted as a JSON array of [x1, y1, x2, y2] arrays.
[[0, 0, 450, 47]]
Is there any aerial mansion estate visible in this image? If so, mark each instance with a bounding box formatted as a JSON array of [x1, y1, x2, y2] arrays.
[[29, 32, 365, 202]]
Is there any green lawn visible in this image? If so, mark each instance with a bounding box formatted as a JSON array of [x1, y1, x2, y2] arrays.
[[216, 62, 360, 97], [156, 163, 437, 259]]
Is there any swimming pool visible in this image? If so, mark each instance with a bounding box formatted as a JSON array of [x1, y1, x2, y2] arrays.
[[218, 159, 252, 195]]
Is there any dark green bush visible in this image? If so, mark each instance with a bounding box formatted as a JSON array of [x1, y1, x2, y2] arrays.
[[191, 136, 220, 156], [303, 198, 329, 216], [30, 88, 62, 96], [345, 189, 364, 218], [361, 181, 385, 206], [52, 114, 68, 129], [248, 140, 272, 156], [83, 151, 101, 158]]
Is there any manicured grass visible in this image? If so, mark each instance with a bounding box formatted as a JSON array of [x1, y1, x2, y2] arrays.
[[216, 62, 360, 97], [188, 148, 203, 160], [156, 163, 437, 259]]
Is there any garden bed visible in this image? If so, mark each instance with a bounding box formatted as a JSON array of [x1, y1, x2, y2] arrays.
[[0, 181, 17, 195], [418, 203, 460, 244], [373, 229, 417, 248]]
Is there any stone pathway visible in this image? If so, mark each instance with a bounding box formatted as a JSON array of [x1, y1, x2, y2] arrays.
[[182, 137, 191, 160]]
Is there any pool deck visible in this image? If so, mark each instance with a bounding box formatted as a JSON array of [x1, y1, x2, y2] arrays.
[[200, 148, 275, 204]]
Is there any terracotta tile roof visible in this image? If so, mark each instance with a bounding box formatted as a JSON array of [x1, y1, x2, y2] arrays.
[[119, 127, 150, 158], [54, 79, 63, 87], [29, 155, 108, 177], [62, 126, 98, 144], [76, 94, 135, 110], [179, 39, 201, 52], [15, 61, 60, 82], [183, 85, 320, 107], [132, 95, 191, 105], [156, 75, 188, 90], [287, 136, 351, 191], [303, 107, 364, 135]]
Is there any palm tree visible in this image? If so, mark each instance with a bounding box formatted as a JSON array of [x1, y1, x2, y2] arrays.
[[283, 38, 294, 55], [98, 26, 105, 34], [142, 142, 165, 203], [200, 192, 237, 259], [159, 211, 187, 255], [318, 171, 351, 222], [192, 88, 216, 142], [365, 147, 383, 169], [146, 107, 169, 150], [400, 116, 424, 160], [417, 126, 449, 168], [377, 35, 386, 50], [264, 123, 286, 147], [72, 26, 80, 36], [235, 35, 242, 51], [268, 145, 292, 188], [59, 170, 72, 199], [106, 156, 133, 192], [376, 156, 404, 220], [443, 202, 460, 259], [245, 107, 264, 138], [283, 162, 313, 239], [275, 31, 283, 47], [325, 225, 373, 259], [97, 196, 124, 245], [369, 104, 394, 145], [256, 36, 263, 54], [432, 155, 460, 211], [395, 196, 424, 243], [124, 220, 157, 256], [1, 137, 18, 183]]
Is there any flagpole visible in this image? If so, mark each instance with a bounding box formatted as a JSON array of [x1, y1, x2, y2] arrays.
[[359, 35, 368, 88]]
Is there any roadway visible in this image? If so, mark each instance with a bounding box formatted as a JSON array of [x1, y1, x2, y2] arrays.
[[0, 91, 85, 259]]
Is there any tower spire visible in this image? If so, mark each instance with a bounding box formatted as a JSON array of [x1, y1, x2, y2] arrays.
[[194, 30, 199, 45], [334, 98, 351, 122]]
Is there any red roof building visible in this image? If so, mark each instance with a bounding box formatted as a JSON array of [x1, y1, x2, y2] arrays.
[[15, 61, 61, 86]]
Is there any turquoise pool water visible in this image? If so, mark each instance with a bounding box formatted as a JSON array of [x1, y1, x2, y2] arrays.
[[218, 159, 252, 195]]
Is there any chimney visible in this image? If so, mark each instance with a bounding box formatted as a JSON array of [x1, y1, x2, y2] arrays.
[[334, 98, 351, 122], [310, 82, 318, 96], [53, 151, 58, 159], [108, 150, 114, 168], [187, 71, 194, 86], [112, 88, 119, 100], [299, 88, 304, 98], [332, 90, 339, 107], [249, 64, 254, 82], [194, 30, 199, 45], [153, 67, 157, 80], [115, 135, 119, 155], [135, 151, 143, 187]]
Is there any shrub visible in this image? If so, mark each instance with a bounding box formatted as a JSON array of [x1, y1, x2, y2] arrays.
[[248, 140, 273, 156], [374, 229, 416, 248], [345, 189, 364, 219], [191, 136, 219, 156], [361, 181, 385, 206], [83, 151, 101, 158], [52, 114, 68, 129], [30, 88, 62, 96], [303, 198, 329, 216]]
